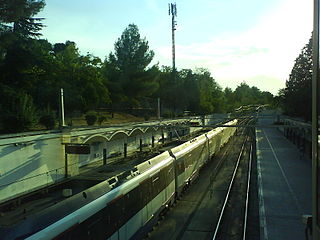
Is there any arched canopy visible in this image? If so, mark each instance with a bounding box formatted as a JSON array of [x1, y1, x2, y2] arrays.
[[108, 131, 129, 141], [145, 127, 158, 133], [128, 128, 145, 137], [83, 134, 108, 144]]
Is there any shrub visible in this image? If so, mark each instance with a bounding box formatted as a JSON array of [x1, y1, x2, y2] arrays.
[[98, 116, 106, 125], [39, 114, 55, 129], [144, 113, 150, 121], [39, 106, 56, 130], [2, 93, 38, 133], [2, 115, 25, 133], [162, 110, 173, 119], [85, 111, 97, 126]]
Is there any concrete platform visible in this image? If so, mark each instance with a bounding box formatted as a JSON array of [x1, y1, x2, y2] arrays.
[[256, 116, 312, 240]]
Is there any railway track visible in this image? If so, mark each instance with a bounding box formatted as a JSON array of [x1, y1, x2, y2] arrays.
[[148, 120, 256, 240], [212, 133, 253, 240]]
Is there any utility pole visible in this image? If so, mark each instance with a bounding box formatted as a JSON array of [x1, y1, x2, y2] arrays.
[[169, 3, 177, 114]]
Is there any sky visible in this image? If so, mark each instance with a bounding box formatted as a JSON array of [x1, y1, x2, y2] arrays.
[[37, 0, 313, 95]]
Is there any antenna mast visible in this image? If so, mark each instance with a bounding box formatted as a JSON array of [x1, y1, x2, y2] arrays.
[[169, 3, 177, 80]]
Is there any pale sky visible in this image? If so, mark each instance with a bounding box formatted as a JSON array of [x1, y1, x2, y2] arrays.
[[37, 0, 313, 95]]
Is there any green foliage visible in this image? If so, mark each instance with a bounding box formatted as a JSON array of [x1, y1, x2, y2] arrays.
[[279, 36, 312, 121], [39, 106, 56, 130], [2, 93, 38, 133], [0, 0, 45, 38], [104, 24, 158, 107], [39, 114, 55, 130], [98, 115, 106, 125], [162, 110, 174, 119], [144, 113, 150, 121], [0, 10, 276, 133], [153, 67, 274, 115], [111, 24, 154, 72], [85, 111, 97, 126]]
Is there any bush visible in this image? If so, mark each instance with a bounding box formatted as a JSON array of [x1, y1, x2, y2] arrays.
[[39, 114, 55, 130], [85, 111, 97, 126], [144, 113, 150, 121], [2, 93, 38, 133], [98, 116, 106, 125], [162, 110, 174, 119], [2, 115, 25, 133]]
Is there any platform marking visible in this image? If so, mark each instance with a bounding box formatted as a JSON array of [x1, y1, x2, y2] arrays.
[[262, 129, 303, 215], [256, 129, 269, 240]]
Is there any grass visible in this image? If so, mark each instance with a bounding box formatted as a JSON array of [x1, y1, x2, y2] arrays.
[[66, 112, 145, 127]]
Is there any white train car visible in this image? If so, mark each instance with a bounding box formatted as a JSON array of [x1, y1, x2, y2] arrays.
[[169, 134, 209, 197], [24, 151, 175, 240]]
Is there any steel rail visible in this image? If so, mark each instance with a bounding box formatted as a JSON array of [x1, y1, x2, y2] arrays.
[[212, 135, 248, 240], [243, 143, 253, 240]]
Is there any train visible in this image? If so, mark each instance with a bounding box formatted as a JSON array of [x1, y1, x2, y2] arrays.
[[1, 119, 238, 240]]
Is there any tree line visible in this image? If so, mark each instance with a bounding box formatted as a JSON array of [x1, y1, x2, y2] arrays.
[[0, 0, 274, 133], [278, 36, 312, 121]]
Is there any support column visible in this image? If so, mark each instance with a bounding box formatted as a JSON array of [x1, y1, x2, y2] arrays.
[[152, 136, 155, 148], [64, 153, 68, 178], [124, 143, 127, 158], [103, 148, 107, 165], [139, 139, 143, 152]]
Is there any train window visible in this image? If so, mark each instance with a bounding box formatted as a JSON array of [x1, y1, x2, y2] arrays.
[[158, 168, 167, 190], [125, 186, 143, 220], [106, 196, 125, 235], [140, 178, 152, 205], [151, 173, 161, 197], [168, 165, 174, 182], [87, 217, 105, 240], [163, 165, 174, 186], [105, 205, 118, 238]]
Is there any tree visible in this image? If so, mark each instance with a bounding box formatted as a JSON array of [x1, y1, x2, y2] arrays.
[[0, 0, 45, 38], [2, 93, 38, 133], [111, 24, 154, 73], [0, 0, 46, 112], [104, 24, 158, 107], [224, 87, 235, 112], [281, 36, 312, 121], [52, 41, 111, 112]]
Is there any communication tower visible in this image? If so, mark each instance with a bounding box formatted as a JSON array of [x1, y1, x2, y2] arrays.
[[169, 3, 177, 80]]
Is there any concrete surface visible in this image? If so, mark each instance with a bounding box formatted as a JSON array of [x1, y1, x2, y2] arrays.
[[256, 115, 312, 240]]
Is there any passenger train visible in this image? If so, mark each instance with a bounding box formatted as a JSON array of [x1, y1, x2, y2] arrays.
[[1, 119, 238, 240]]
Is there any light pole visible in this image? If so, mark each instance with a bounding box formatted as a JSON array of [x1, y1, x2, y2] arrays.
[[60, 88, 66, 128]]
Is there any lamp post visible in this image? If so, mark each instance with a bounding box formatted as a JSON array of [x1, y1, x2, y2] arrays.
[[60, 88, 66, 128]]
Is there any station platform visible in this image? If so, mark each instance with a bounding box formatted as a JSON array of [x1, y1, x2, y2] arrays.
[[256, 116, 312, 240]]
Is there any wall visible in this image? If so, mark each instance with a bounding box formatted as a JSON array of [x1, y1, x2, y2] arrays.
[[0, 133, 64, 203]]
